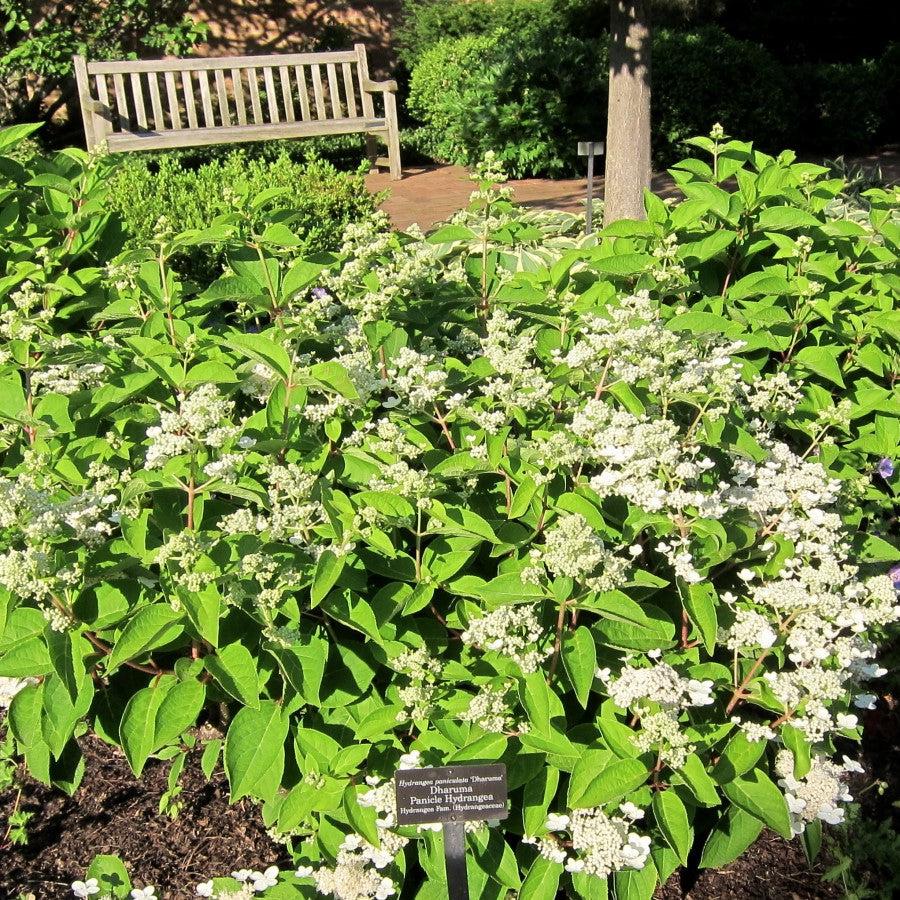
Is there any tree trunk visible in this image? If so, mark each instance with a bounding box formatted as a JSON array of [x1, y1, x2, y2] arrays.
[[603, 0, 652, 225]]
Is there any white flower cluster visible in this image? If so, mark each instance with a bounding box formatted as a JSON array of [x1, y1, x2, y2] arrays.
[[522, 513, 630, 593], [478, 308, 552, 413], [459, 683, 525, 734], [394, 646, 443, 720], [32, 361, 106, 395], [387, 347, 448, 410], [528, 803, 650, 878], [461, 604, 550, 673], [601, 662, 714, 711], [145, 383, 238, 468], [0, 675, 36, 709], [775, 749, 860, 833]]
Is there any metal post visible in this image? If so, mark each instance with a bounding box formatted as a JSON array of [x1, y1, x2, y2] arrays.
[[442, 821, 469, 900], [578, 141, 605, 237], [586, 151, 595, 235]]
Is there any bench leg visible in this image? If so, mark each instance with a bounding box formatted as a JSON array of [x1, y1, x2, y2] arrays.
[[364, 134, 378, 170], [384, 92, 402, 180]]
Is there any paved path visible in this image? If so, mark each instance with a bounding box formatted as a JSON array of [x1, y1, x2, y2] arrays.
[[365, 151, 900, 232]]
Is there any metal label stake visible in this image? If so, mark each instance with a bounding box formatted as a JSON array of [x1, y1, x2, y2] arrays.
[[443, 820, 469, 900], [578, 140, 605, 235]]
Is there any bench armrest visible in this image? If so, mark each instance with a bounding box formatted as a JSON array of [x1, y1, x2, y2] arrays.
[[85, 98, 112, 119], [362, 78, 398, 94]]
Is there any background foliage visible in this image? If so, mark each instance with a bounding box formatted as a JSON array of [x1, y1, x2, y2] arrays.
[[400, 0, 900, 177]]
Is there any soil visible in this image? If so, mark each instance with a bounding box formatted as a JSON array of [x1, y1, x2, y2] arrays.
[[1, 732, 847, 900], [0, 734, 290, 899]]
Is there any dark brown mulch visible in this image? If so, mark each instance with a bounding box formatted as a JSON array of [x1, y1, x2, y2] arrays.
[[1, 733, 289, 899], [654, 829, 841, 899]]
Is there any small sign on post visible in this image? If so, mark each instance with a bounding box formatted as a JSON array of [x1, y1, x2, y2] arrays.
[[578, 141, 605, 235], [395, 763, 508, 900]]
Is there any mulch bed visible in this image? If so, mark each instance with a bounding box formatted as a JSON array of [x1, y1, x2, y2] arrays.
[[1, 732, 847, 900], [1, 734, 290, 899]]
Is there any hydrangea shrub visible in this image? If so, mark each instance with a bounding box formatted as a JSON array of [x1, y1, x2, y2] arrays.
[[1, 131, 899, 900]]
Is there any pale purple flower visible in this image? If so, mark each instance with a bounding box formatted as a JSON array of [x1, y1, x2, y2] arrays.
[[878, 458, 894, 479], [311, 287, 329, 300], [890, 564, 900, 589]]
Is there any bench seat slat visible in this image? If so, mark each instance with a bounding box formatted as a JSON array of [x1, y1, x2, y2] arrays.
[[231, 68, 247, 125], [105, 117, 387, 152], [215, 70, 232, 126], [326, 62, 342, 118], [247, 69, 264, 124], [295, 66, 311, 121], [147, 73, 165, 130], [279, 66, 294, 122], [163, 71, 182, 129], [311, 65, 327, 119], [263, 66, 279, 123], [342, 62, 358, 118]]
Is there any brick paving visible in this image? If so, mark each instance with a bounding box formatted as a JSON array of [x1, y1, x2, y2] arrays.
[[366, 151, 900, 232]]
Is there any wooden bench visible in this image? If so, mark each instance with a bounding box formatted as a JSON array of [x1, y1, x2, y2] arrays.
[[72, 44, 401, 179]]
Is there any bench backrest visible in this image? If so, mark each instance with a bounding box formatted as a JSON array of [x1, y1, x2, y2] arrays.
[[74, 44, 380, 149]]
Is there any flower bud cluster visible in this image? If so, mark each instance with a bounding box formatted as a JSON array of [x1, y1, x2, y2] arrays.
[[461, 604, 550, 673]]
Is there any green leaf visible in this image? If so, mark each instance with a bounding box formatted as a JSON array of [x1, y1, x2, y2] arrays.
[[562, 626, 596, 708], [311, 550, 346, 607], [107, 605, 183, 672], [684, 582, 718, 655], [310, 360, 360, 399], [205, 641, 260, 708], [756, 205, 822, 230], [227, 332, 292, 381], [712, 731, 766, 783], [614, 863, 658, 900], [86, 854, 132, 899], [572, 757, 648, 808], [119, 679, 173, 775], [343, 784, 381, 846], [224, 701, 289, 802], [523, 766, 559, 836], [568, 748, 614, 807], [518, 856, 562, 900], [699, 807, 764, 868], [676, 753, 720, 807], [268, 634, 328, 705], [793, 345, 844, 387], [652, 790, 691, 865], [155, 678, 205, 747], [519, 672, 552, 733], [721, 768, 792, 839]]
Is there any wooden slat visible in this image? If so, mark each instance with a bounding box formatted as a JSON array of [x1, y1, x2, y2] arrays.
[[181, 70, 199, 129], [112, 73, 131, 129], [197, 70, 215, 126], [341, 62, 358, 117], [310, 65, 327, 119], [326, 62, 342, 118], [129, 73, 148, 129], [262, 66, 279, 123], [94, 74, 111, 116], [105, 116, 386, 152], [279, 66, 294, 122], [355, 44, 376, 119], [295, 66, 311, 121], [87, 50, 357, 75], [163, 71, 182, 129], [214, 69, 232, 126], [246, 68, 264, 124], [147, 72, 165, 130], [231, 68, 247, 125]]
